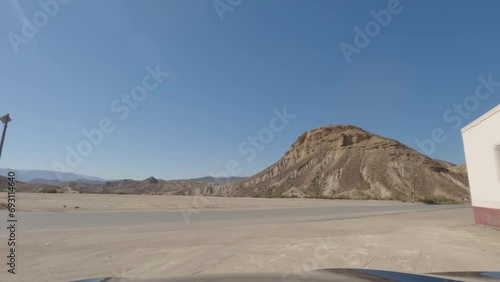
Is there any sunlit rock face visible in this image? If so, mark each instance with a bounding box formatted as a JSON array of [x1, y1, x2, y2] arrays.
[[212, 125, 470, 201]]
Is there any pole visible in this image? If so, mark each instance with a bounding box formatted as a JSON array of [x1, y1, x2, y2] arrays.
[[0, 113, 11, 160]]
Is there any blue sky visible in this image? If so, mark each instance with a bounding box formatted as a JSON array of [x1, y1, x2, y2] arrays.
[[1, 0, 500, 180]]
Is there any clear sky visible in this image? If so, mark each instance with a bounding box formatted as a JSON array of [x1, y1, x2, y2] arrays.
[[1, 0, 500, 180]]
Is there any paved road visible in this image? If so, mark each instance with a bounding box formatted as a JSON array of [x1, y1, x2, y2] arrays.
[[12, 204, 470, 232]]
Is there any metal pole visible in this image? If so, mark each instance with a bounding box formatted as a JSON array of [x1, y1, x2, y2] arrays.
[[0, 113, 11, 160]]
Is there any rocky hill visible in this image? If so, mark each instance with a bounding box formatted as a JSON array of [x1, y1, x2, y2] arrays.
[[97, 177, 209, 195], [204, 125, 469, 202], [449, 164, 467, 175]]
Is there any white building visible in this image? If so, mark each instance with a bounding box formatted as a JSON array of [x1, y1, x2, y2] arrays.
[[462, 104, 500, 228]]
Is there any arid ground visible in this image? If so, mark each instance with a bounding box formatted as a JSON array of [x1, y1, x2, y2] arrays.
[[0, 193, 499, 282]]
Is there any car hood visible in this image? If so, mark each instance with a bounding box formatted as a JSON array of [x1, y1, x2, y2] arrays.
[[72, 269, 500, 282]]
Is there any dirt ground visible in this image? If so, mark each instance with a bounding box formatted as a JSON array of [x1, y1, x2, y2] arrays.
[[0, 193, 419, 212], [0, 194, 499, 282]]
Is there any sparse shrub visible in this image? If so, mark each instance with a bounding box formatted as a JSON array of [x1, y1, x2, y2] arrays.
[[304, 194, 351, 200], [383, 194, 411, 202], [419, 196, 463, 205], [305, 195, 333, 200], [41, 187, 58, 193], [333, 195, 351, 200]]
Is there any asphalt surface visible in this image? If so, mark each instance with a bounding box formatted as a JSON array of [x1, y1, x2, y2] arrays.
[[4, 202, 499, 282], [14, 204, 469, 231]]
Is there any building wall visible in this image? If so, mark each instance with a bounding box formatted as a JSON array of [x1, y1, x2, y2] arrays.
[[462, 105, 500, 228]]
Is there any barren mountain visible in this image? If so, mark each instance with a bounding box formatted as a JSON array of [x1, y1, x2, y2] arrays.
[[0, 175, 60, 193], [204, 125, 469, 202], [42, 176, 245, 195], [97, 177, 209, 195], [449, 164, 467, 175]]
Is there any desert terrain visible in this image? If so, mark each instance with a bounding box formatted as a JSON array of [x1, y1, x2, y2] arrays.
[[0, 193, 499, 282], [4, 125, 470, 204]]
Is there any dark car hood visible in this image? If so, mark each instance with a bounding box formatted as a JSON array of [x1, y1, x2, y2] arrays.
[[72, 269, 500, 282]]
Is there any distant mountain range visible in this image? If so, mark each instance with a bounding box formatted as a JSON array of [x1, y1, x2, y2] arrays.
[[0, 168, 105, 183], [0, 175, 60, 193], [0, 168, 246, 194], [0, 168, 247, 186], [7, 175, 247, 195]]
